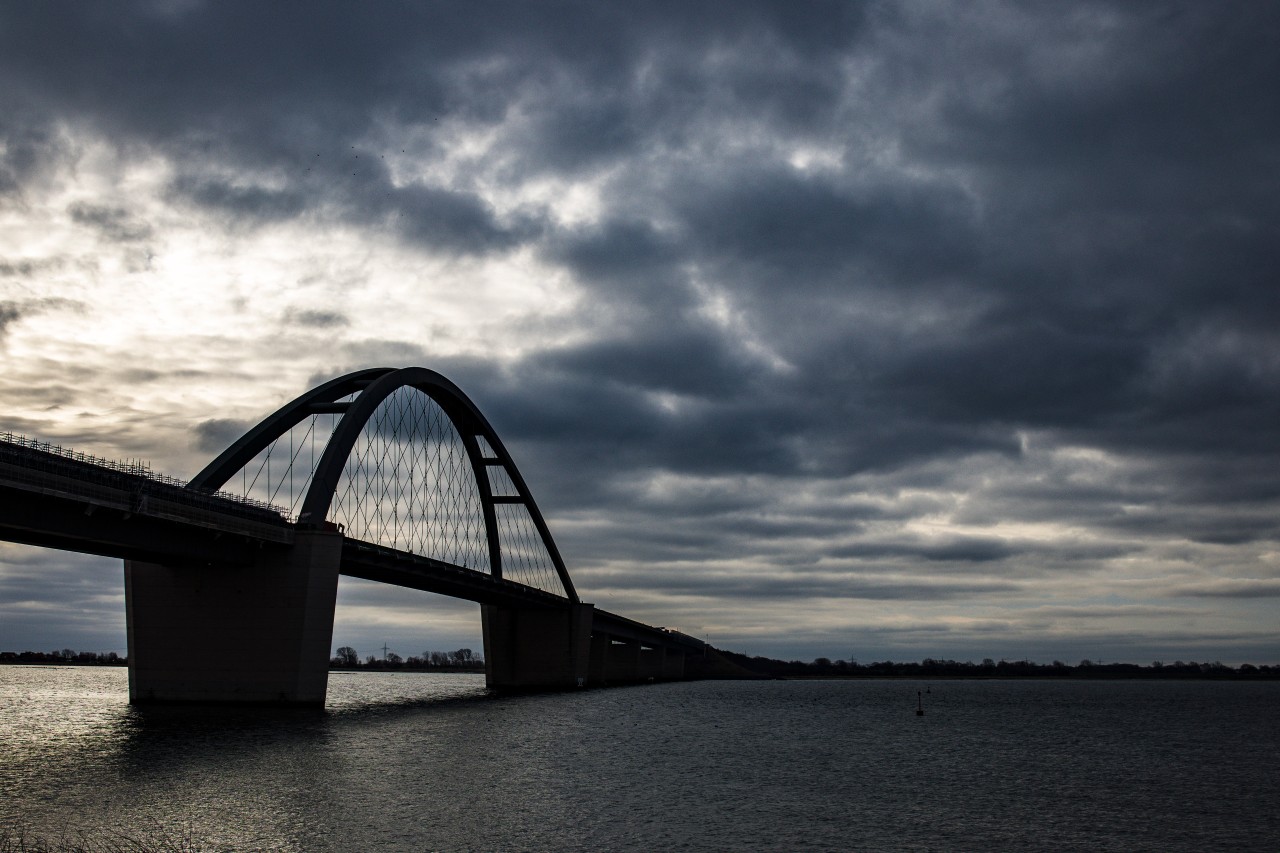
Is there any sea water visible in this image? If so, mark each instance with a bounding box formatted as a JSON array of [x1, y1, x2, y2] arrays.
[[1, 666, 1277, 851]]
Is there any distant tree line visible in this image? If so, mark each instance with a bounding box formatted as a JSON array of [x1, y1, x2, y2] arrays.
[[710, 650, 1280, 679], [329, 645, 483, 671], [8, 645, 1273, 680], [0, 649, 126, 665], [0, 645, 484, 670]]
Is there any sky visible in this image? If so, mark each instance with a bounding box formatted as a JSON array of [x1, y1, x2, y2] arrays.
[[1, 1, 1278, 666]]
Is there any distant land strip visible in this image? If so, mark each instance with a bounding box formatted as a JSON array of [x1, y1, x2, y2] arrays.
[[4, 648, 1278, 679], [693, 649, 1280, 680]]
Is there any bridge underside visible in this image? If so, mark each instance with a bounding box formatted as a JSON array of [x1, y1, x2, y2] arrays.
[[123, 538, 704, 704], [481, 605, 702, 690]]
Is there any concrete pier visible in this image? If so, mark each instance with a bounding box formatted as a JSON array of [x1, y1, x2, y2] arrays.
[[124, 530, 342, 705], [481, 602, 595, 689]]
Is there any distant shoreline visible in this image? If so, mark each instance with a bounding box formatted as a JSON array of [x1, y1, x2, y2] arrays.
[[4, 651, 1277, 681], [0, 659, 486, 674], [774, 672, 1280, 681], [328, 664, 486, 673], [697, 648, 1280, 681], [3, 661, 1276, 681]]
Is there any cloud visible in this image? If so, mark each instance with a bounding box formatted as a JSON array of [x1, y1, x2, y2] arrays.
[[0, 297, 83, 343], [194, 418, 253, 454], [169, 177, 307, 225], [284, 308, 349, 330], [1, 2, 1279, 663], [1165, 580, 1280, 600], [0, 256, 64, 278], [67, 202, 153, 243], [608, 570, 1025, 602], [0, 302, 18, 337]]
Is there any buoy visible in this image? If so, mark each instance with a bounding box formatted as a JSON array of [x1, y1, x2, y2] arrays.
[[916, 690, 924, 716]]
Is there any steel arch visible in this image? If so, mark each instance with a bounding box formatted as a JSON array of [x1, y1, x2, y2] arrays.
[[188, 367, 578, 603], [189, 367, 391, 492]]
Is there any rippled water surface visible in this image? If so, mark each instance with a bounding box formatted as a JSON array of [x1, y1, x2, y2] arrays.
[[2, 667, 1277, 851]]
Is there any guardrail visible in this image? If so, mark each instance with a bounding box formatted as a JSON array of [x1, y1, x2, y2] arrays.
[[0, 433, 293, 539]]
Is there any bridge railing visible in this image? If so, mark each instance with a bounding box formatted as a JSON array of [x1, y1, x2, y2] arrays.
[[0, 433, 293, 529]]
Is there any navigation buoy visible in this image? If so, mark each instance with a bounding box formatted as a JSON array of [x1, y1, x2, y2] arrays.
[[916, 690, 924, 716]]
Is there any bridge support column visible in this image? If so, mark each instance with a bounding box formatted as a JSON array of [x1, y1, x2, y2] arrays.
[[604, 636, 642, 682], [638, 645, 665, 680], [662, 648, 687, 679], [587, 631, 609, 685], [124, 529, 342, 706], [481, 602, 593, 689]]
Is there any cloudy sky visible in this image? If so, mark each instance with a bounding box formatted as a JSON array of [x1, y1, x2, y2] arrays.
[[2, 2, 1278, 665]]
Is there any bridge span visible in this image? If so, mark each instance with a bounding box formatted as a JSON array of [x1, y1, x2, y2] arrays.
[[0, 367, 706, 705]]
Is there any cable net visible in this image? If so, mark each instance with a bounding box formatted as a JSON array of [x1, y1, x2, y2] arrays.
[[225, 404, 347, 520], [330, 386, 489, 571], [215, 384, 567, 596], [494, 502, 562, 594]]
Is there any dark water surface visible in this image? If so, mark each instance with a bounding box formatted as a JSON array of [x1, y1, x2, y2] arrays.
[[2, 666, 1277, 851]]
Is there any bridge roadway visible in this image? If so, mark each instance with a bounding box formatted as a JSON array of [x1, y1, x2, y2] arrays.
[[0, 437, 706, 697]]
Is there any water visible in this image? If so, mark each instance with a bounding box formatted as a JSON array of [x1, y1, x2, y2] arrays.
[[2, 667, 1277, 852]]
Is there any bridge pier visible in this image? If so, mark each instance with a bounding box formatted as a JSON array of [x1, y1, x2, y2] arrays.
[[603, 636, 641, 683], [481, 602, 594, 689], [582, 631, 698, 685], [638, 645, 666, 680], [124, 530, 342, 706], [662, 647, 687, 679]]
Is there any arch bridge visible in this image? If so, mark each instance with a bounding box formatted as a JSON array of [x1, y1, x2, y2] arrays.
[[0, 367, 705, 704]]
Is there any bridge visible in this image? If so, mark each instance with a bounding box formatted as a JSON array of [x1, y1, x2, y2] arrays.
[[0, 367, 706, 705]]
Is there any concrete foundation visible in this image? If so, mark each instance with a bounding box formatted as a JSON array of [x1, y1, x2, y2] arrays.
[[482, 602, 594, 689], [124, 530, 342, 705]]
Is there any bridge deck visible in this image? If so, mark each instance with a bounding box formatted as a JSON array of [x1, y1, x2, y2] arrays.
[[0, 440, 293, 565], [0, 436, 705, 660], [340, 538, 568, 609]]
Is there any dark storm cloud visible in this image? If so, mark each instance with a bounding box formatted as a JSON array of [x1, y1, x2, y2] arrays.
[[409, 6, 1245, 563], [544, 219, 686, 302], [388, 184, 540, 255], [542, 326, 760, 399], [194, 418, 253, 454], [830, 537, 1136, 568], [0, 121, 72, 198], [170, 177, 307, 225], [1105, 505, 1280, 548], [442, 357, 805, 486], [171, 170, 532, 255], [4, 1, 1280, 660], [588, 566, 1023, 602], [335, 576, 479, 614], [1165, 580, 1280, 599], [0, 548, 124, 651], [676, 170, 983, 288]]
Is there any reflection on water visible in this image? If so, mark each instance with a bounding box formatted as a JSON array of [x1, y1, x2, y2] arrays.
[[2, 667, 1279, 852], [1, 667, 497, 851]]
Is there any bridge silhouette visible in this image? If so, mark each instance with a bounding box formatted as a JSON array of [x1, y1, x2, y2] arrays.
[[0, 367, 705, 705]]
